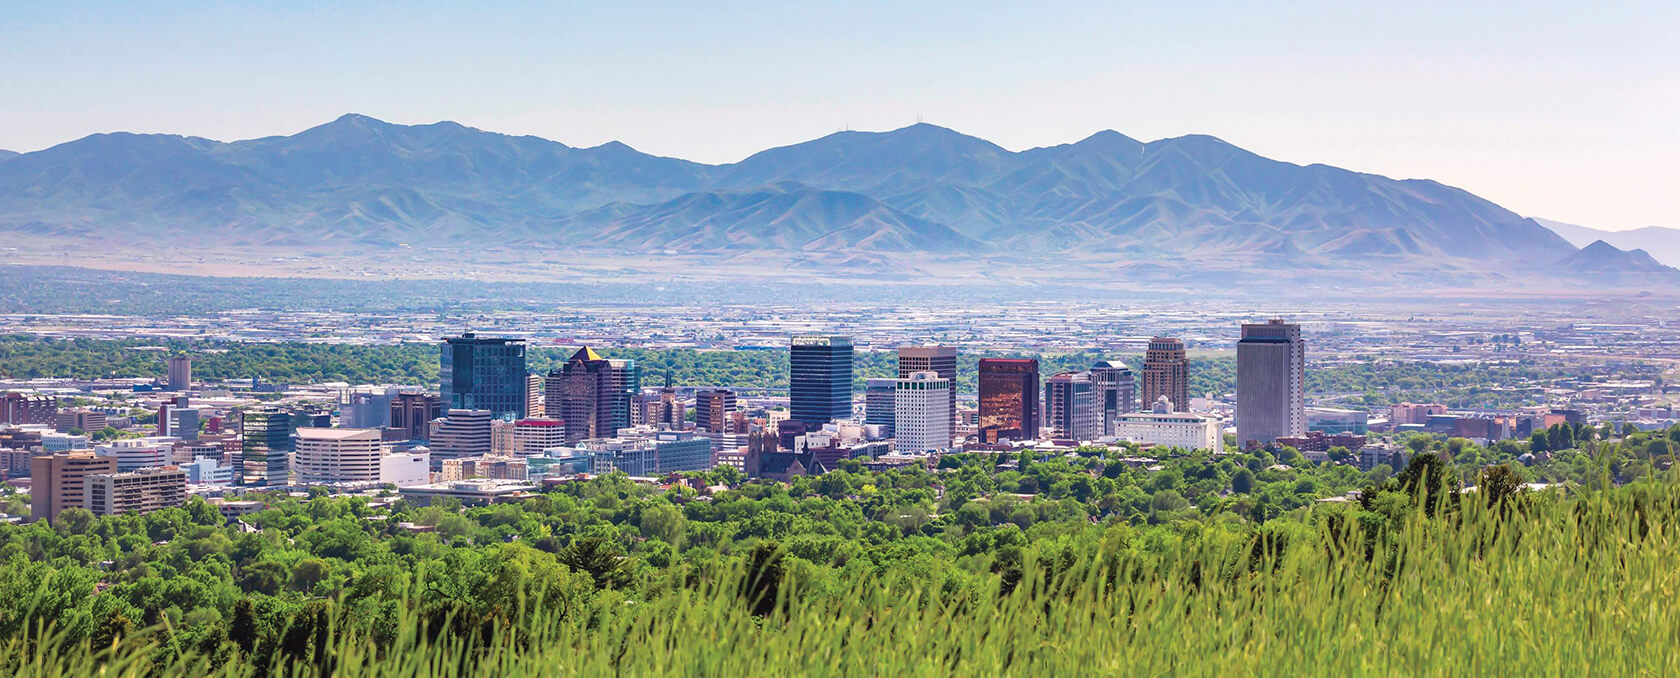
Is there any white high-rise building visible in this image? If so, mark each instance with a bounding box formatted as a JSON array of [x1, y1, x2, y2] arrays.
[[893, 371, 951, 454], [294, 428, 384, 485]]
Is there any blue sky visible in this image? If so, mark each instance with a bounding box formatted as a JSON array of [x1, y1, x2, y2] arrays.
[[4, 1, 1675, 229]]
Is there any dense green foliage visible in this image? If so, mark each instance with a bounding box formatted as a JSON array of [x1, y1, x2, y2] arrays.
[[1, 424, 1677, 675], [0, 336, 1610, 407]]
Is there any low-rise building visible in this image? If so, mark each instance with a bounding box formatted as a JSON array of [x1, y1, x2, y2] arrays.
[[439, 455, 527, 481], [183, 457, 236, 485], [398, 479, 539, 506], [380, 450, 431, 487], [1112, 410, 1224, 454], [96, 437, 177, 472]]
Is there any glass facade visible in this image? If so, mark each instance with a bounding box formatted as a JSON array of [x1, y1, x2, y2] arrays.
[[789, 336, 854, 428], [440, 333, 528, 420], [977, 358, 1039, 442], [240, 408, 293, 487]]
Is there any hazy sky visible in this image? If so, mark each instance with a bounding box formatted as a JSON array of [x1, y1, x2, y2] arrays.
[[4, 1, 1676, 229]]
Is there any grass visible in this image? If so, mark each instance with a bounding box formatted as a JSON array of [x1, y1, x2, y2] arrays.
[[5, 480, 1679, 676]]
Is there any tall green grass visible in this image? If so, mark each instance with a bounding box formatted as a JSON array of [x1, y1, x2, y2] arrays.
[[5, 480, 1678, 676]]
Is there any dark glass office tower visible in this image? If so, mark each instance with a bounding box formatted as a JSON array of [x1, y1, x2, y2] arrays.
[[790, 335, 854, 428], [440, 333, 528, 420], [240, 407, 293, 487], [977, 358, 1039, 442]]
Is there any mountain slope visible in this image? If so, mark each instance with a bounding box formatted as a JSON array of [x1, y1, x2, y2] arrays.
[[0, 115, 1580, 266]]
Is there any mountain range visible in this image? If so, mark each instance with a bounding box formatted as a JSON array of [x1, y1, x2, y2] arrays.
[[0, 114, 1670, 286]]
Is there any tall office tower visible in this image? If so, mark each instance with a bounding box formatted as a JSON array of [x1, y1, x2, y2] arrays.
[[511, 418, 566, 455], [166, 355, 193, 391], [977, 358, 1040, 443], [894, 371, 951, 453], [294, 428, 383, 485], [1090, 360, 1137, 435], [790, 336, 854, 429], [429, 409, 494, 463], [864, 378, 897, 437], [695, 389, 738, 434], [439, 333, 528, 419], [390, 392, 443, 441], [525, 373, 544, 422], [239, 408, 294, 487], [30, 451, 118, 523], [85, 466, 187, 517], [1237, 319, 1306, 448], [547, 347, 638, 443], [1045, 371, 1101, 441], [897, 346, 957, 432], [1141, 337, 1189, 414]]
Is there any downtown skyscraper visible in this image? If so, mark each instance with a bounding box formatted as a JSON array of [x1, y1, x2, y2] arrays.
[[1045, 371, 1100, 441], [1141, 337, 1189, 413], [897, 346, 957, 432], [894, 371, 952, 453], [240, 407, 294, 487], [440, 333, 528, 420], [1090, 360, 1137, 435], [789, 335, 854, 429], [1236, 319, 1306, 448], [977, 358, 1039, 443], [546, 347, 638, 443]]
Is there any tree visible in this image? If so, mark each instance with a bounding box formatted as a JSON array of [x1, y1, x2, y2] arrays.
[[1548, 424, 1574, 451], [1395, 453, 1455, 516], [1478, 464, 1524, 513], [558, 537, 632, 590], [1231, 468, 1256, 494], [1529, 431, 1550, 453], [743, 541, 788, 618]]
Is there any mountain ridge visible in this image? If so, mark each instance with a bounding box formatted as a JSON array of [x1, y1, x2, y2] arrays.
[[0, 114, 1589, 278]]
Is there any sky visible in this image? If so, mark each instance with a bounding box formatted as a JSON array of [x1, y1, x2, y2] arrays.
[[3, 1, 1676, 230]]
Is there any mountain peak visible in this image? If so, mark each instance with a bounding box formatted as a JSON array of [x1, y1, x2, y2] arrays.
[[1557, 239, 1678, 277], [331, 113, 390, 126]]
